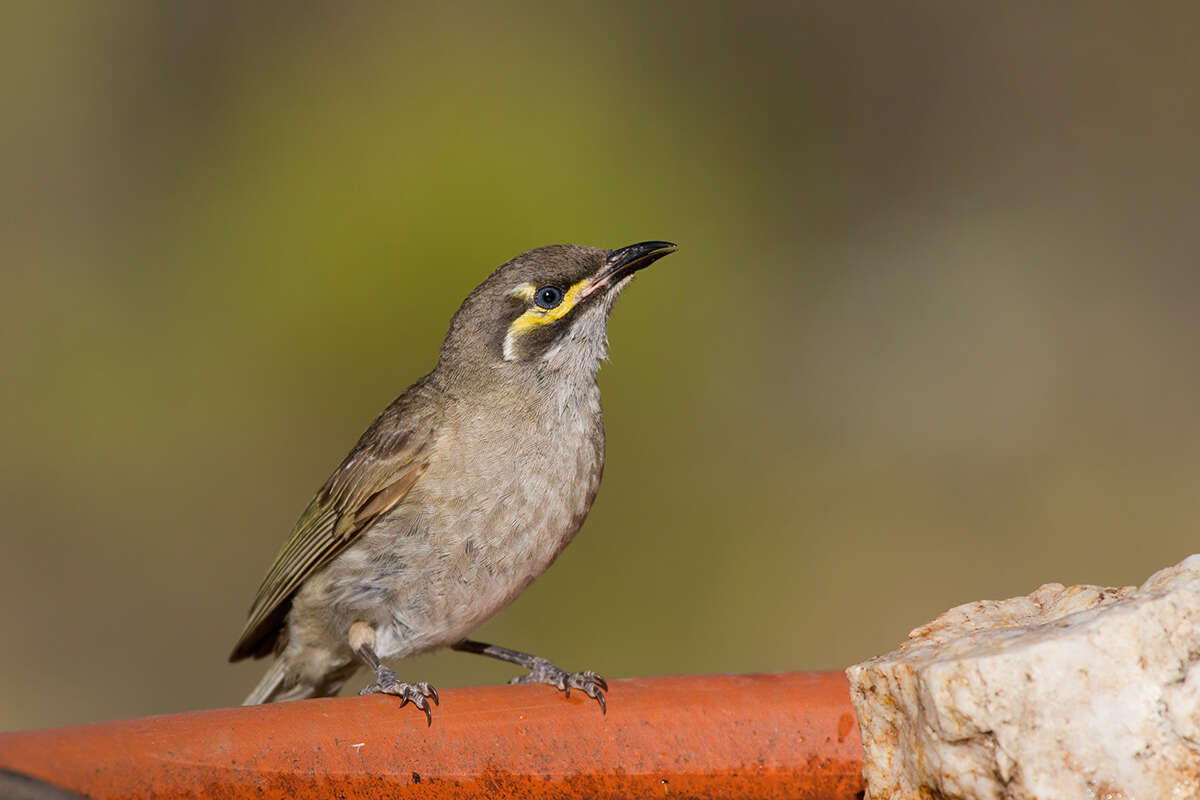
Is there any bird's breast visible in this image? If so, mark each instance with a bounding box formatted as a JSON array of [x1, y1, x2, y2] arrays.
[[355, 384, 605, 651], [431, 387, 605, 566]]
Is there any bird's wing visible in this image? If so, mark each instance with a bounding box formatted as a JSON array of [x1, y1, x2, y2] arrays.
[[229, 390, 439, 661]]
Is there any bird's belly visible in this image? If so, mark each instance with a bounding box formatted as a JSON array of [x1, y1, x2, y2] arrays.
[[327, 429, 602, 660]]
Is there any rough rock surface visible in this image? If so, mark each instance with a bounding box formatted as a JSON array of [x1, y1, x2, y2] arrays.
[[847, 555, 1200, 799]]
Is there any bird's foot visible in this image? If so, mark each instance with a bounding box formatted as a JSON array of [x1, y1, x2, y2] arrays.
[[359, 667, 439, 725], [509, 657, 608, 713]]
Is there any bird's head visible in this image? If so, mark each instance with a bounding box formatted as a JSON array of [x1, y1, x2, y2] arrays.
[[438, 241, 677, 379]]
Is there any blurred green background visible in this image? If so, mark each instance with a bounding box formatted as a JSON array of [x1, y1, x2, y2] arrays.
[[4, 2, 1199, 732]]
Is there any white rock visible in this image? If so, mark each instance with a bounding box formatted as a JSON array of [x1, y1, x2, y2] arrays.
[[847, 555, 1200, 799]]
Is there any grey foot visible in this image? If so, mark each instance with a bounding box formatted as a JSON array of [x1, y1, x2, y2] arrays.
[[509, 657, 608, 713], [359, 666, 440, 725]]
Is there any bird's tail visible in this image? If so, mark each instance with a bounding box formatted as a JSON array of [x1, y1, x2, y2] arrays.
[[243, 658, 358, 705], [243, 658, 292, 705]]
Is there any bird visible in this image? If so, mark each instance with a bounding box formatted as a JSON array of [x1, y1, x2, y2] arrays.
[[230, 240, 678, 723]]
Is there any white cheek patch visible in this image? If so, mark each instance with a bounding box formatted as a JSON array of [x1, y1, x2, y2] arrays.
[[502, 329, 519, 361]]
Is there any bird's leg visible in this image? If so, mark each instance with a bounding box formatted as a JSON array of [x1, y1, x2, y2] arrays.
[[349, 621, 439, 725], [452, 639, 607, 713]]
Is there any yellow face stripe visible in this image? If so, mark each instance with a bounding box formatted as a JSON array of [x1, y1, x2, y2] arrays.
[[503, 278, 590, 360]]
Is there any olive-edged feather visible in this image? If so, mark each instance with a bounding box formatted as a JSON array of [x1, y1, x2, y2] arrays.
[[229, 385, 439, 661]]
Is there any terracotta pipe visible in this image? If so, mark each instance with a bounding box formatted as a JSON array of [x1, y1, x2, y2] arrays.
[[0, 672, 864, 799]]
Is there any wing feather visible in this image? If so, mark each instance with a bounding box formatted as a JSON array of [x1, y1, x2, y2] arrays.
[[229, 388, 438, 661]]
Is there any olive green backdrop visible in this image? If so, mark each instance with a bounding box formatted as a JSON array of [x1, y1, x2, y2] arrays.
[[4, 2, 1199, 731]]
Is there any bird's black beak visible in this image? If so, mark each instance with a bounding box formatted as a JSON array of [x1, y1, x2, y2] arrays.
[[581, 241, 678, 299]]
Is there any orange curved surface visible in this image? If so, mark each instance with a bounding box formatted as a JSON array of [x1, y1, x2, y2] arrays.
[[0, 672, 864, 799]]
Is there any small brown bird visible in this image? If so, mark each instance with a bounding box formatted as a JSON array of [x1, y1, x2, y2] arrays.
[[230, 241, 677, 722]]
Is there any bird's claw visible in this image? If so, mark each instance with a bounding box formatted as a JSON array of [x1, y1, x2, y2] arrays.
[[508, 658, 608, 714], [360, 667, 440, 725]]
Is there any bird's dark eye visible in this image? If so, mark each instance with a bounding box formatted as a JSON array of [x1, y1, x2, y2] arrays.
[[534, 285, 564, 309]]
